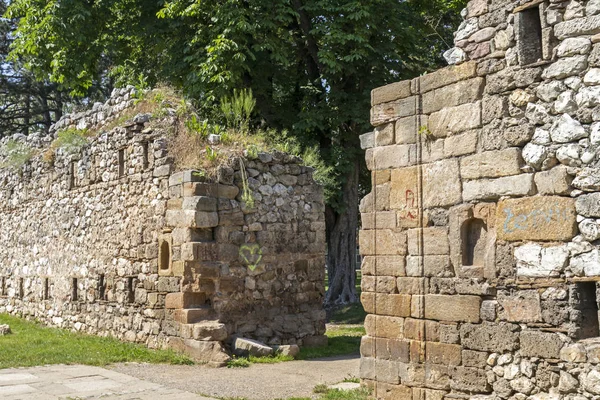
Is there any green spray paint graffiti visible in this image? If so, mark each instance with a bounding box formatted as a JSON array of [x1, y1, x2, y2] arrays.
[[239, 244, 263, 271]]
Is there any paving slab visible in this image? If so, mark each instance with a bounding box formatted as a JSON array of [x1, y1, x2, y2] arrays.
[[0, 365, 214, 400], [112, 354, 361, 400]]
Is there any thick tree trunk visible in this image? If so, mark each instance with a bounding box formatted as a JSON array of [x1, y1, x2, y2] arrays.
[[324, 159, 360, 305]]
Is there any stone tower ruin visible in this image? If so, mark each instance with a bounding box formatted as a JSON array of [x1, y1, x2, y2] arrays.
[[360, 0, 600, 398], [0, 88, 327, 366]]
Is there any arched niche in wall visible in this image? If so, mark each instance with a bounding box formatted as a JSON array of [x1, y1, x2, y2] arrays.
[[158, 235, 173, 276], [461, 218, 488, 268]]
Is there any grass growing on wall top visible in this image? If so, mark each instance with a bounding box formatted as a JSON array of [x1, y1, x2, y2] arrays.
[[0, 314, 192, 368]]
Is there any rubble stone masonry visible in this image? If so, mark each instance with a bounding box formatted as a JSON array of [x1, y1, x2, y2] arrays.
[[360, 0, 600, 398], [0, 87, 327, 366]]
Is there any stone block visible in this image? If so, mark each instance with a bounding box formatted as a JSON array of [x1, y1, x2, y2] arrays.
[[377, 294, 411, 318], [555, 15, 600, 39], [359, 229, 407, 256], [439, 324, 460, 344], [395, 116, 418, 144], [462, 350, 488, 368], [375, 123, 395, 146], [482, 95, 508, 124], [496, 196, 577, 241], [360, 336, 374, 357], [498, 290, 542, 323], [520, 331, 563, 359], [396, 277, 427, 295], [359, 357, 376, 380], [376, 383, 412, 400], [424, 295, 481, 323], [535, 166, 572, 195], [376, 359, 400, 384], [460, 148, 522, 180], [165, 292, 206, 309], [422, 78, 484, 114], [398, 362, 426, 387], [375, 315, 404, 339], [371, 96, 418, 126], [462, 174, 535, 202], [443, 130, 478, 157], [426, 342, 462, 366], [168, 170, 204, 187], [361, 292, 375, 314], [576, 193, 600, 217], [390, 168, 420, 228], [449, 366, 489, 393], [423, 159, 462, 208], [361, 211, 397, 230], [428, 102, 482, 138], [407, 227, 450, 256], [459, 322, 520, 352], [404, 318, 425, 340], [372, 80, 412, 106], [419, 61, 478, 93], [375, 256, 406, 277], [406, 256, 453, 277], [359, 131, 374, 150], [370, 144, 417, 170], [192, 321, 228, 341], [377, 276, 397, 294]]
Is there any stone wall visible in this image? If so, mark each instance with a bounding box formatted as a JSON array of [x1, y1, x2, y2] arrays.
[[360, 0, 600, 398], [0, 88, 326, 365]]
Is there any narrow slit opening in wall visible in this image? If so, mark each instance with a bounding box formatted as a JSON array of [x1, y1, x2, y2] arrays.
[[573, 282, 600, 340], [516, 5, 543, 65], [461, 218, 488, 267], [127, 277, 135, 303], [118, 149, 125, 177], [43, 278, 49, 300], [159, 240, 171, 271], [19, 278, 24, 299], [69, 161, 75, 190], [0, 277, 5, 296], [98, 274, 106, 301], [142, 142, 149, 170], [72, 278, 78, 301]]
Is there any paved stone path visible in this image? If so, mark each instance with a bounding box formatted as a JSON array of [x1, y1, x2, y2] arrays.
[[0, 365, 212, 400], [112, 354, 360, 400], [0, 354, 359, 400]]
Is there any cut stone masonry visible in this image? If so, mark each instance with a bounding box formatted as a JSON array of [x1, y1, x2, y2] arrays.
[[361, 0, 600, 398]]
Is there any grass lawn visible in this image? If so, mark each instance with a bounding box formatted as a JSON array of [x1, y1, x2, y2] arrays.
[[0, 314, 191, 369]]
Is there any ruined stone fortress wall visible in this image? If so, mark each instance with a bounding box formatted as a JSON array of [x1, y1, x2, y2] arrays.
[[0, 87, 327, 365], [360, 0, 600, 398]]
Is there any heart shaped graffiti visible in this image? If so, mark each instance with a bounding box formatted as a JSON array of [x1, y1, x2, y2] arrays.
[[239, 244, 263, 271]]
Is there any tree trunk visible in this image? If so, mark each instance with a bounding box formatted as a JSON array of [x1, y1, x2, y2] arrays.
[[324, 158, 360, 305]]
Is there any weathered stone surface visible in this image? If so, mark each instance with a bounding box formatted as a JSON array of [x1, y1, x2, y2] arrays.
[[274, 344, 300, 358], [374, 123, 395, 146], [460, 322, 520, 352], [569, 249, 600, 276], [390, 166, 419, 226], [368, 144, 417, 170], [555, 15, 600, 39], [371, 80, 412, 106], [426, 342, 462, 366], [422, 159, 462, 208], [576, 193, 600, 217], [498, 291, 542, 323], [449, 366, 489, 393], [424, 295, 481, 323], [422, 78, 484, 114], [463, 174, 535, 202], [460, 148, 522, 180], [233, 337, 274, 357], [359, 132, 375, 150], [550, 114, 588, 143], [535, 166, 572, 195], [428, 102, 482, 138], [496, 196, 577, 241], [444, 130, 478, 157], [420, 62, 478, 93], [395, 116, 418, 145], [557, 37, 592, 57], [520, 331, 563, 359], [371, 96, 417, 126], [542, 55, 587, 80], [514, 243, 569, 277]]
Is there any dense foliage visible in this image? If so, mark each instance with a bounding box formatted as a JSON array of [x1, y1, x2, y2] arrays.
[[3, 0, 466, 303]]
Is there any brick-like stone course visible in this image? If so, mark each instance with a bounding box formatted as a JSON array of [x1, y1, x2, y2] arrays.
[[360, 0, 600, 397]]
